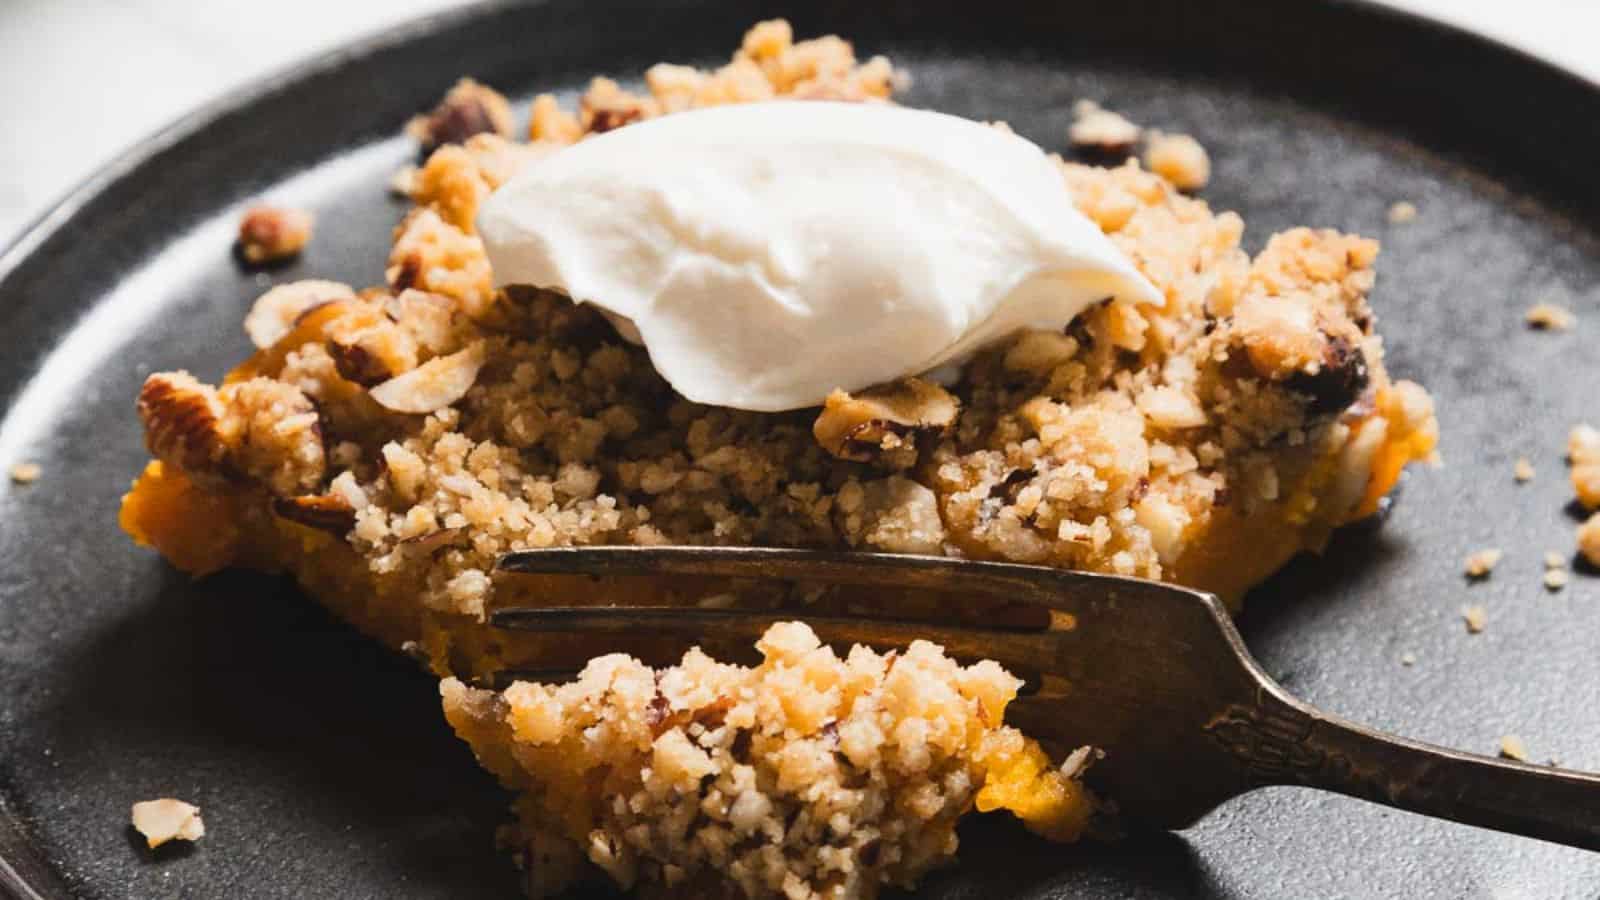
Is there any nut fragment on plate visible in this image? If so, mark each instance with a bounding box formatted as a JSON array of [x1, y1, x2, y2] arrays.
[[1461, 604, 1487, 634], [1386, 201, 1418, 224], [236, 205, 314, 265], [367, 341, 486, 414], [130, 798, 205, 848], [1569, 424, 1600, 509], [9, 462, 40, 484], [406, 78, 514, 152], [1142, 131, 1210, 191], [1067, 100, 1141, 156], [813, 377, 959, 463], [1513, 457, 1535, 483], [1578, 513, 1600, 567], [1544, 568, 1570, 591], [1499, 735, 1529, 762], [1525, 302, 1576, 331], [1463, 548, 1502, 579]]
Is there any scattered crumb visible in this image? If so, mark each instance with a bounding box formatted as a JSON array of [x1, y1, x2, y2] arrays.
[[1058, 745, 1104, 779], [1400, 651, 1416, 666], [1544, 550, 1567, 570], [1571, 424, 1600, 509], [1577, 513, 1600, 568], [1513, 457, 1535, 483], [1463, 547, 1502, 579], [1525, 302, 1576, 331], [1142, 131, 1210, 191], [1544, 568, 1570, 591], [236, 205, 314, 264], [1499, 734, 1529, 762], [1386, 201, 1418, 224], [1461, 604, 1487, 634], [8, 462, 40, 484], [388, 165, 418, 197], [1068, 100, 1141, 155], [130, 799, 205, 849]]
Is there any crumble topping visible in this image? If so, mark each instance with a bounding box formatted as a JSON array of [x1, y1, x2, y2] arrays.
[[1462, 605, 1487, 634], [1142, 131, 1210, 191], [1386, 201, 1418, 225], [130, 799, 205, 849], [1067, 100, 1141, 156], [1463, 548, 1502, 579], [442, 621, 1091, 899], [1579, 513, 1600, 568], [9, 462, 40, 484], [1513, 457, 1535, 483], [236, 205, 313, 265]]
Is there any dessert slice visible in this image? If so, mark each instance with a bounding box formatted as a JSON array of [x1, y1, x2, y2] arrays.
[[442, 622, 1089, 898]]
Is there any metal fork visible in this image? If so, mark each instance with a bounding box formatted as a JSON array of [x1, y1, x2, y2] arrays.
[[493, 546, 1600, 850]]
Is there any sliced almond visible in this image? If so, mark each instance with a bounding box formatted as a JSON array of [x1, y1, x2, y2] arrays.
[[243, 280, 357, 348], [368, 341, 486, 414], [130, 798, 205, 848]]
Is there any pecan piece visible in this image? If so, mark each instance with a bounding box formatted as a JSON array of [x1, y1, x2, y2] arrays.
[[1282, 333, 1370, 417], [138, 372, 228, 478], [406, 78, 514, 153], [271, 494, 356, 534], [236, 205, 314, 265], [813, 378, 959, 462]]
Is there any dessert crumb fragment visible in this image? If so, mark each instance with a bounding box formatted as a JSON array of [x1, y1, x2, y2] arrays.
[[1544, 568, 1569, 591], [1570, 424, 1600, 509], [1058, 744, 1105, 779], [1513, 457, 1535, 483], [1142, 131, 1210, 191], [9, 462, 40, 484], [130, 798, 205, 849], [1577, 513, 1600, 568], [1463, 548, 1502, 579], [1386, 201, 1418, 224], [1400, 651, 1416, 666], [406, 78, 514, 152], [1525, 302, 1576, 331], [1499, 734, 1529, 762], [1068, 100, 1141, 156], [388, 165, 419, 197], [1544, 550, 1567, 570], [1461, 604, 1487, 634], [237, 205, 314, 265]]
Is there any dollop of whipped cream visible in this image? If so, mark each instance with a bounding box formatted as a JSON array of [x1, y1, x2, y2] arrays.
[[479, 101, 1161, 411]]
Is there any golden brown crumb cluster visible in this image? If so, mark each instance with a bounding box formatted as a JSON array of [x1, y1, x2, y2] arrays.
[[236, 205, 313, 264], [442, 622, 1091, 899]]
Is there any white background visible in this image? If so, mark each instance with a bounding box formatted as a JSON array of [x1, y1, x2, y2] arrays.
[[0, 0, 1595, 244]]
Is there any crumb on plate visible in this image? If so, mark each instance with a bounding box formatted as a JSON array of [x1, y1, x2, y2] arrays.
[[1386, 201, 1418, 224], [1544, 568, 1569, 591], [1463, 548, 1502, 579], [1525, 302, 1576, 331], [237, 205, 313, 264], [130, 798, 205, 848], [1499, 734, 1529, 762], [9, 462, 40, 484], [1462, 604, 1487, 634], [1513, 457, 1535, 483], [1400, 651, 1416, 666], [1142, 131, 1210, 191], [1068, 100, 1141, 156]]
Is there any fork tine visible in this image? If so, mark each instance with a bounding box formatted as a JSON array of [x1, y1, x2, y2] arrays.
[[489, 605, 1060, 674]]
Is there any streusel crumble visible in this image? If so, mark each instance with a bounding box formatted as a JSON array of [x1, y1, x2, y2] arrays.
[[118, 19, 1438, 898]]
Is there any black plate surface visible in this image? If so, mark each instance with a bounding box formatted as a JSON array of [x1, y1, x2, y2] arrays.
[[2, 1, 1599, 897]]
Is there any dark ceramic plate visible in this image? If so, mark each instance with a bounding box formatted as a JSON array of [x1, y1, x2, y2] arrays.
[[3, 0, 1599, 897]]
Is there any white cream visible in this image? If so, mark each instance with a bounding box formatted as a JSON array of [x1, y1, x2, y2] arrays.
[[478, 101, 1161, 412]]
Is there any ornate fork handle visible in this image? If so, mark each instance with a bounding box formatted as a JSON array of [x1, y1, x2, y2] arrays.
[[1207, 685, 1600, 850]]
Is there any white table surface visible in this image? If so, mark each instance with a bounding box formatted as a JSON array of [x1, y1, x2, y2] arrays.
[[1, 0, 1595, 246]]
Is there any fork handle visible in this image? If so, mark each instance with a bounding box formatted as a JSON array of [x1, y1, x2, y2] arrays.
[[1207, 687, 1600, 850]]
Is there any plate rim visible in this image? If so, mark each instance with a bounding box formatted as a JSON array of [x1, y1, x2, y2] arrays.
[[3, 1, 1600, 897]]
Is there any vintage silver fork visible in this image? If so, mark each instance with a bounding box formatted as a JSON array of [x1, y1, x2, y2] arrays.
[[493, 545, 1600, 850]]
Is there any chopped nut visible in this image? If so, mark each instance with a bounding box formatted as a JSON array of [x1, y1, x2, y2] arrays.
[[1058, 745, 1104, 779], [580, 77, 656, 133], [138, 372, 228, 477], [1525, 302, 1575, 331], [243, 280, 358, 348], [1544, 568, 1569, 591], [272, 494, 357, 535], [1513, 457, 1535, 483], [1463, 548, 1502, 579], [388, 165, 419, 197], [1580, 513, 1600, 568], [130, 798, 205, 848], [1400, 652, 1416, 666], [1571, 424, 1600, 509], [1544, 550, 1567, 570], [1461, 604, 1487, 634], [368, 341, 486, 414], [9, 462, 40, 484], [407, 78, 514, 152], [1067, 100, 1141, 156], [1143, 131, 1210, 191], [1386, 201, 1418, 224], [1499, 734, 1529, 762], [813, 378, 959, 462], [237, 205, 314, 265]]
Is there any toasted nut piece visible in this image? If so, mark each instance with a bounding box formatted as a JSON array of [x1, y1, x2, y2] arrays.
[[814, 378, 959, 462], [1143, 131, 1210, 191], [243, 280, 358, 348], [1386, 201, 1418, 224], [528, 93, 582, 144], [1525, 302, 1575, 331], [130, 799, 205, 848], [325, 310, 420, 387], [385, 289, 459, 354], [406, 78, 514, 152], [1463, 547, 1502, 578], [138, 372, 228, 478], [1068, 100, 1141, 156], [1281, 333, 1371, 417], [272, 494, 357, 534], [1578, 513, 1600, 568], [237, 205, 314, 264], [580, 77, 658, 134], [9, 462, 41, 484], [229, 299, 361, 383], [369, 341, 486, 414]]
